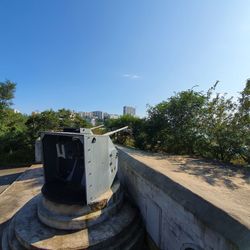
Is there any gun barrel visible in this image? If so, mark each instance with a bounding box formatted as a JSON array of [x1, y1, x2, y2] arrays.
[[104, 126, 128, 136], [91, 125, 104, 130]]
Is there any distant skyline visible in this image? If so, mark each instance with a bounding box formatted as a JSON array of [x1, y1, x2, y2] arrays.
[[0, 1, 249, 117]]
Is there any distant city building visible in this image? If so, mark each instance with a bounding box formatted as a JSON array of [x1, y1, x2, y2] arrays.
[[78, 111, 120, 121], [123, 106, 136, 116], [109, 114, 120, 119], [79, 112, 93, 119], [92, 111, 104, 120], [103, 112, 109, 119]]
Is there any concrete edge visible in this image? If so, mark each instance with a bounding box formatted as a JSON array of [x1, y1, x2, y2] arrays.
[[117, 148, 250, 249]]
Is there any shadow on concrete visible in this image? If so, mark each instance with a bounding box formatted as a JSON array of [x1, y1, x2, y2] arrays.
[[121, 146, 250, 190], [0, 172, 22, 186], [0, 166, 43, 195], [16, 167, 43, 182], [166, 157, 250, 190], [12, 194, 145, 249]]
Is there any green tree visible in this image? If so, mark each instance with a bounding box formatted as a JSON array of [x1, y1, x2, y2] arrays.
[[57, 109, 90, 128], [0, 111, 32, 165], [1, 78, 249, 167], [25, 109, 90, 143], [200, 91, 237, 161], [0, 80, 32, 165], [233, 80, 250, 163], [0, 80, 16, 109], [105, 115, 141, 146], [147, 89, 206, 154], [25, 110, 59, 143]]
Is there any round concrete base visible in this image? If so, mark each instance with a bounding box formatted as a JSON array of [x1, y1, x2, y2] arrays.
[[37, 181, 123, 230], [2, 181, 144, 250]]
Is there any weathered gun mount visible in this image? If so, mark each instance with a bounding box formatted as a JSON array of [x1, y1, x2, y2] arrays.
[[2, 126, 144, 250], [41, 126, 128, 205]]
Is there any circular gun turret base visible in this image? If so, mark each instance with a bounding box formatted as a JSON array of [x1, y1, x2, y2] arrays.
[[41, 181, 87, 205], [2, 181, 144, 250], [38, 181, 123, 230]]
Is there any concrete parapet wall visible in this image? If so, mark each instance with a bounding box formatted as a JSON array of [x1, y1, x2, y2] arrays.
[[117, 147, 249, 250]]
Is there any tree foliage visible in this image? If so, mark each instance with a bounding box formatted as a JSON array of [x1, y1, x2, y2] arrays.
[[25, 109, 90, 143], [105, 115, 142, 145], [0, 80, 16, 109], [0, 79, 249, 166], [107, 81, 250, 165], [147, 89, 206, 153], [0, 81, 90, 166]]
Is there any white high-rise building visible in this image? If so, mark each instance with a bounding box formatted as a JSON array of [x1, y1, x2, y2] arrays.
[[92, 111, 104, 120], [123, 106, 136, 116], [79, 112, 93, 119], [109, 114, 120, 119]]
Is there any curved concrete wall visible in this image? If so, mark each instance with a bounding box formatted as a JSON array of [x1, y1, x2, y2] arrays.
[[117, 147, 249, 250]]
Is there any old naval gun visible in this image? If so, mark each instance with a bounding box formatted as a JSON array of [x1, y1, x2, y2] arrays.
[[41, 125, 127, 205], [2, 126, 144, 250]]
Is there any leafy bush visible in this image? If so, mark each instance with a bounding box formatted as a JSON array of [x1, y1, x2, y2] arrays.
[[0, 79, 249, 166], [0, 80, 90, 166], [106, 81, 250, 166]]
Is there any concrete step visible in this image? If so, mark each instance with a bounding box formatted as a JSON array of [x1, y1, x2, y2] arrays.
[[37, 180, 123, 230], [40, 180, 121, 217], [11, 195, 142, 249], [98, 216, 144, 250], [37, 191, 124, 230], [8, 219, 25, 250], [2, 216, 144, 250], [123, 227, 145, 250], [1, 227, 9, 250], [1, 218, 25, 250]]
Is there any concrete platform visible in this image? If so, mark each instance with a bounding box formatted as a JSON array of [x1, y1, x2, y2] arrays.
[[118, 146, 250, 229], [3, 146, 248, 249], [117, 146, 250, 250], [0, 165, 43, 240], [37, 181, 124, 230], [0, 164, 144, 250], [0, 166, 29, 195], [6, 195, 142, 250]]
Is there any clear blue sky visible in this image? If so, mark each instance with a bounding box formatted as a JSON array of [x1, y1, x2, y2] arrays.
[[0, 1, 249, 117]]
